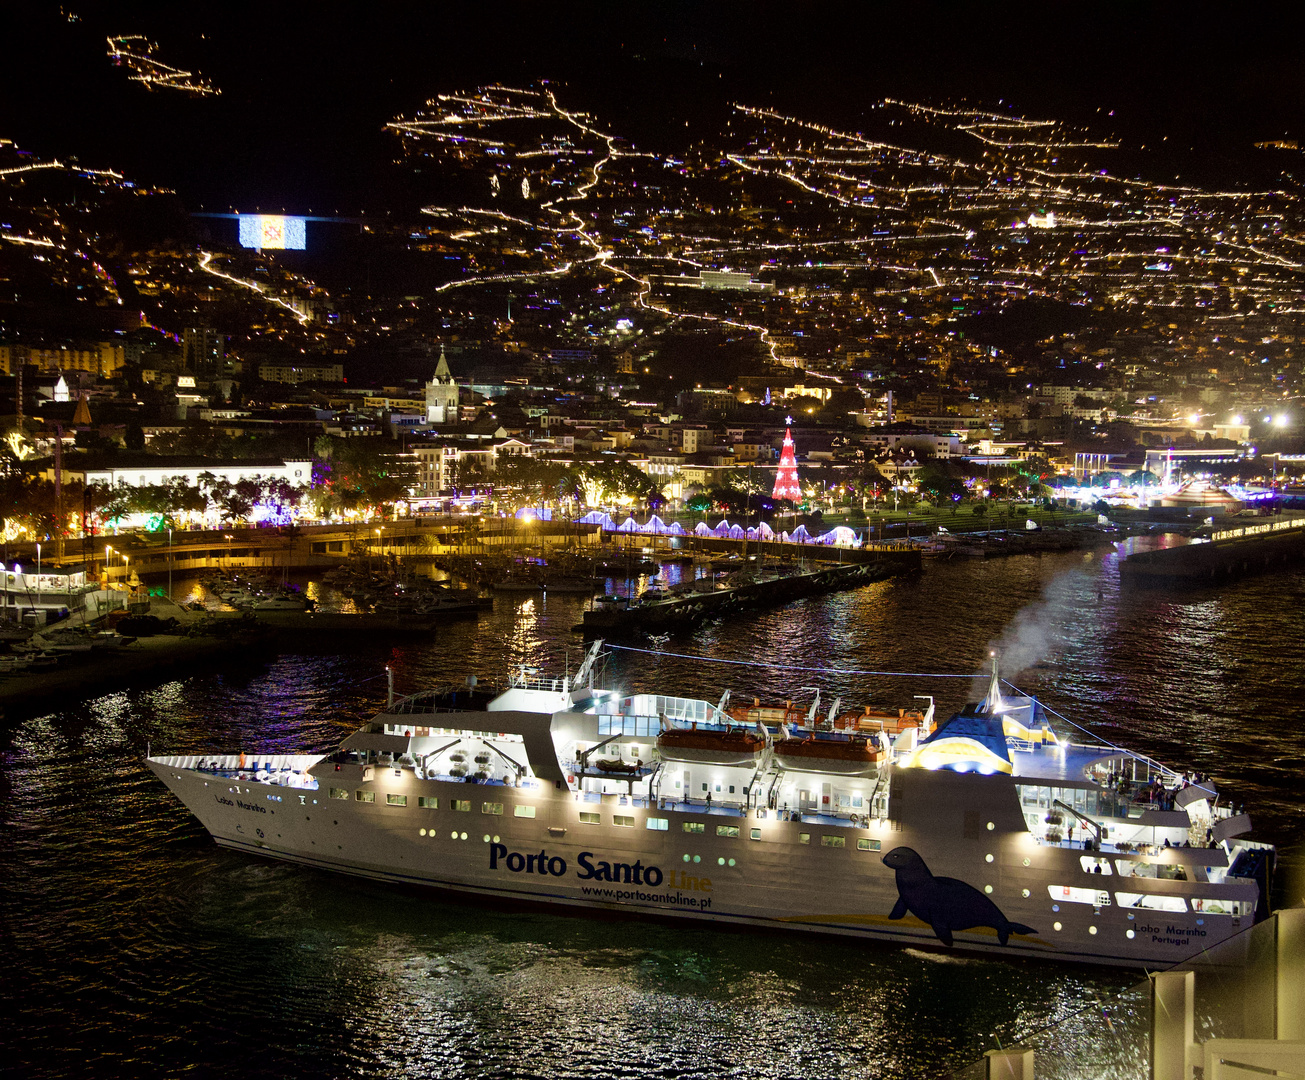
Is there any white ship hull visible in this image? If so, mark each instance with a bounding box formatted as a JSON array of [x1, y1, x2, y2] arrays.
[[147, 752, 1260, 968], [146, 643, 1271, 969]]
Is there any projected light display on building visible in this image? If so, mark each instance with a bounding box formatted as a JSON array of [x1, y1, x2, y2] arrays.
[[237, 214, 306, 250]]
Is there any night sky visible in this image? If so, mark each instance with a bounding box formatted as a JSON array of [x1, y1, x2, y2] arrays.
[[4, 3, 1303, 213]]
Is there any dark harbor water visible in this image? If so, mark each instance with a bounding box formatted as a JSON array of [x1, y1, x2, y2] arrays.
[[3, 546, 1303, 1079]]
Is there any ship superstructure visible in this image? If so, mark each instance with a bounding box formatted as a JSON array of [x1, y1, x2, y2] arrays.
[[147, 644, 1272, 967]]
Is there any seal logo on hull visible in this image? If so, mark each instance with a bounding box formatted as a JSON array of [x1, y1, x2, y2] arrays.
[[882, 846, 1036, 947]]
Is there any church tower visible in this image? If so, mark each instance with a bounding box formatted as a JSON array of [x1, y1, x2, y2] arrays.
[[425, 344, 459, 424]]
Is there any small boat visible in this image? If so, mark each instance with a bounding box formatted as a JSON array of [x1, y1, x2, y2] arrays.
[[252, 594, 312, 612], [593, 758, 644, 774]]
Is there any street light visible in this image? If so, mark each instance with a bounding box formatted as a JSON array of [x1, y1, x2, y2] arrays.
[[168, 527, 173, 599], [36, 542, 41, 600]]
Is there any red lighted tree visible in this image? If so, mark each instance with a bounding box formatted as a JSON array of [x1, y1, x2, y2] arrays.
[[772, 424, 802, 501]]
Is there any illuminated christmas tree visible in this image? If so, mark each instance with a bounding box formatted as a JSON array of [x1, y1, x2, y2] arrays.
[[772, 421, 802, 501]]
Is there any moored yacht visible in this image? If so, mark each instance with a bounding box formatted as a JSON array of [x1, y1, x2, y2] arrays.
[[146, 644, 1274, 968]]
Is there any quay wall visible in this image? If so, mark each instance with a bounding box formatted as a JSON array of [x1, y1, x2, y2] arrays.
[[1121, 518, 1305, 585]]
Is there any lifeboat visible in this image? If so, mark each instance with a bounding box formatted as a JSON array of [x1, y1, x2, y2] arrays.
[[833, 706, 935, 740], [726, 700, 807, 727], [773, 732, 885, 777], [656, 724, 767, 766]]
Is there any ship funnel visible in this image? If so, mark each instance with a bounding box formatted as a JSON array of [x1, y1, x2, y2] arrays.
[[981, 651, 1003, 714]]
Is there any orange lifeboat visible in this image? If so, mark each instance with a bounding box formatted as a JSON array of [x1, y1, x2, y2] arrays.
[[726, 699, 808, 727], [833, 706, 935, 740], [656, 725, 767, 766], [773, 732, 885, 777]]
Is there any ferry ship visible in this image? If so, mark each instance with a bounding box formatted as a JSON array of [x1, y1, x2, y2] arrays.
[[147, 643, 1274, 967]]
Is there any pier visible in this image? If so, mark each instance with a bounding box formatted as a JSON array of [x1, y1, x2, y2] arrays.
[[578, 556, 915, 636], [1120, 516, 1305, 585]]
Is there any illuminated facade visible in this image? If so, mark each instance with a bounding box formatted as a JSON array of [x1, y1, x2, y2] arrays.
[[424, 345, 459, 424]]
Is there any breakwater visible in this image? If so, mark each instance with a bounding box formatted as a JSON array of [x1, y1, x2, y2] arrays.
[[579, 557, 913, 636], [1120, 516, 1305, 585]]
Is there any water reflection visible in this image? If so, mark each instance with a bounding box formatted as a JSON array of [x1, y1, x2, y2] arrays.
[[2, 551, 1302, 1079]]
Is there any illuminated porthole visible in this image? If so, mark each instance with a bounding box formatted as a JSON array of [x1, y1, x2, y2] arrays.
[[984, 885, 993, 894], [1053, 922, 1063, 932], [986, 822, 995, 831], [450, 831, 458, 839], [1022, 858, 1031, 867], [985, 854, 994, 863], [1126, 929, 1135, 939], [493, 836, 500, 844], [460, 832, 468, 840], [717, 857, 725, 866], [693, 855, 701, 864], [483, 835, 490, 843], [1089, 926, 1098, 935], [419, 828, 427, 837], [1052, 904, 1060, 913], [1022, 889, 1030, 898], [728, 858, 736, 867], [683, 854, 691, 862]]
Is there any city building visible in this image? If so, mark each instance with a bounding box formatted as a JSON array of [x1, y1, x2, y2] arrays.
[[259, 362, 345, 385], [41, 456, 312, 492], [182, 328, 226, 375]]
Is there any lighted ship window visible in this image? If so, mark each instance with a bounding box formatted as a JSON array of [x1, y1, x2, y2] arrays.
[[579, 812, 601, 824], [514, 805, 536, 818], [453, 800, 470, 812], [646, 818, 668, 831], [799, 833, 811, 845], [822, 836, 846, 848], [482, 803, 503, 816], [386, 794, 407, 807], [683, 822, 705, 834], [716, 825, 739, 838], [1049, 885, 1112, 906], [856, 839, 882, 852], [1115, 892, 1187, 912], [1192, 899, 1246, 916], [356, 791, 375, 803], [614, 816, 635, 827], [418, 797, 438, 809], [330, 788, 349, 800]]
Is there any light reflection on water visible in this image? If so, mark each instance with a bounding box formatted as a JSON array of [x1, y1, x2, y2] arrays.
[[2, 549, 1302, 1079]]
